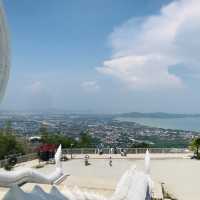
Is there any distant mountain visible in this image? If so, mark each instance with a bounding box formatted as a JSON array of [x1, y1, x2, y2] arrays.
[[117, 112, 200, 119]]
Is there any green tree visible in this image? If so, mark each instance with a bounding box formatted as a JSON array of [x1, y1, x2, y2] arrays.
[[40, 124, 49, 144], [3, 120, 12, 135], [79, 131, 93, 148], [190, 137, 200, 159], [0, 132, 25, 159], [39, 126, 94, 149], [130, 142, 151, 148]]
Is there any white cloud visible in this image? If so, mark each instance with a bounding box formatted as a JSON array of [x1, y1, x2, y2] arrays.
[[25, 81, 53, 106], [27, 81, 45, 95], [97, 0, 200, 90], [81, 81, 100, 92]]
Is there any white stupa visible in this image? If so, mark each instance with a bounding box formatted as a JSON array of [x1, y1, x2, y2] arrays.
[[0, 0, 10, 101]]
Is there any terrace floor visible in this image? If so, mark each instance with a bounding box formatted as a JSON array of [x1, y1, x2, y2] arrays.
[[0, 153, 199, 200]]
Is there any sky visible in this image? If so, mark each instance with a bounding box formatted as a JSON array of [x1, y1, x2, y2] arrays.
[[1, 0, 200, 113]]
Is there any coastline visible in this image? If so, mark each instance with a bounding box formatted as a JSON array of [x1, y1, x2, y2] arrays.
[[116, 116, 200, 132]]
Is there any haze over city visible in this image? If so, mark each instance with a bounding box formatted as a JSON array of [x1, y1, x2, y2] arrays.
[[1, 0, 200, 114], [2, 1, 200, 199]]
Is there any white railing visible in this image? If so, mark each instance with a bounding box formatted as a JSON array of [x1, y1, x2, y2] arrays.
[[62, 148, 190, 155], [0, 148, 191, 168]]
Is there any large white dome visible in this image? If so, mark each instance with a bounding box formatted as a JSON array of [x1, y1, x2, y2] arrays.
[[0, 1, 9, 102]]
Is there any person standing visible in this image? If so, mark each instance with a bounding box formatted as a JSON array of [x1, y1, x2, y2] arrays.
[[109, 156, 112, 167]]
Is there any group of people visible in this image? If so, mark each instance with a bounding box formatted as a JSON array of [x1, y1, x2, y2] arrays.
[[84, 155, 113, 167], [95, 147, 114, 155], [96, 147, 128, 156], [83, 147, 128, 167]]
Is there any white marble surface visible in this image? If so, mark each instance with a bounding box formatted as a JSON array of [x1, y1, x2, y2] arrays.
[[1, 154, 200, 200]]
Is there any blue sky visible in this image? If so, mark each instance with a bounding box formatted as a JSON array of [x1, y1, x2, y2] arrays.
[[1, 0, 200, 113]]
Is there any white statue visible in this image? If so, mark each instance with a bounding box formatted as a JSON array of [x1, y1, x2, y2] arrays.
[[3, 149, 153, 200], [0, 145, 63, 187], [0, 0, 10, 102]]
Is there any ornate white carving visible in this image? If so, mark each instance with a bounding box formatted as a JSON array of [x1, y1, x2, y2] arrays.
[[3, 150, 152, 200], [0, 145, 63, 187]]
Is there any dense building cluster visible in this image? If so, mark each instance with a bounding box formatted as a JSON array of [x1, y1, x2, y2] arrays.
[[0, 112, 197, 148]]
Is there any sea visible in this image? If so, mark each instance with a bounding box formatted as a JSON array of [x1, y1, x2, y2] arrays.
[[116, 117, 200, 132]]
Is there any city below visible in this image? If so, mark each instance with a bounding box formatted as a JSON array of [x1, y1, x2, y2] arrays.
[[1, 0, 200, 199], [0, 111, 198, 149]]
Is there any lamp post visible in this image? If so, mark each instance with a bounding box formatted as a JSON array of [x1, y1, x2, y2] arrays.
[[70, 143, 74, 159]]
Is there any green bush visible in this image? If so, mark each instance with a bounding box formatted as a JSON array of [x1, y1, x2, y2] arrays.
[[4, 163, 13, 171], [41, 130, 94, 148], [0, 132, 25, 160], [190, 137, 200, 159]]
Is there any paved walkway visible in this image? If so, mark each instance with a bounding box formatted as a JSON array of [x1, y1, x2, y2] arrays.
[[1, 153, 199, 200]]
